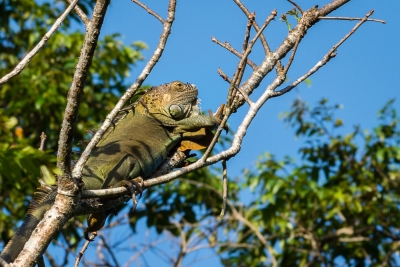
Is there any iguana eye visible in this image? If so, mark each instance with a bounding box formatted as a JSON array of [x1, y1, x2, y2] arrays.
[[169, 104, 183, 119], [172, 81, 184, 91]]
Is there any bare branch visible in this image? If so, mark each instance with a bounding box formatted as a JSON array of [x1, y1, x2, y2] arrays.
[[283, 31, 302, 74], [287, 0, 304, 14], [319, 16, 385, 24], [231, 9, 277, 89], [218, 68, 254, 106], [98, 235, 120, 267], [74, 234, 95, 267], [13, 1, 111, 266], [242, 12, 255, 53], [233, 0, 272, 54], [220, 160, 228, 217], [273, 10, 374, 97], [0, 0, 79, 86], [230, 0, 352, 111], [206, 10, 278, 164], [338, 236, 370, 242], [319, 0, 350, 14], [226, 10, 275, 106], [211, 37, 257, 69], [57, 0, 111, 187], [72, 0, 177, 179], [65, 0, 90, 26], [131, 0, 165, 24], [39, 132, 47, 151]]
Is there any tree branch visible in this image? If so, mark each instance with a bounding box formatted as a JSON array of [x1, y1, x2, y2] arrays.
[[273, 9, 374, 97], [319, 15, 385, 24], [65, 0, 90, 26], [211, 37, 257, 69], [12, 1, 111, 266], [0, 0, 79, 86], [131, 0, 165, 24]]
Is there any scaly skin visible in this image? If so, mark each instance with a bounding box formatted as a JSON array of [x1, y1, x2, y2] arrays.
[[0, 81, 219, 263]]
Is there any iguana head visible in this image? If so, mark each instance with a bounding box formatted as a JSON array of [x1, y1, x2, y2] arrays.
[[137, 81, 200, 120]]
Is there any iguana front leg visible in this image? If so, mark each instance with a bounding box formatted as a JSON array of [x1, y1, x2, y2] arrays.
[[119, 177, 144, 212], [151, 105, 225, 133]]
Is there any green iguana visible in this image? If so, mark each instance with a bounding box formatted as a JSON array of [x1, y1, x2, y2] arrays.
[[0, 81, 222, 264]]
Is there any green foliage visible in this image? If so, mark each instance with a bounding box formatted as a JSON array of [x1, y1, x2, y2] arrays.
[[220, 99, 400, 266], [280, 7, 301, 30], [0, 0, 146, 246]]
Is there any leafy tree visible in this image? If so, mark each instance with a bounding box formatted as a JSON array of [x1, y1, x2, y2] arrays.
[[215, 99, 400, 266], [0, 0, 146, 246]]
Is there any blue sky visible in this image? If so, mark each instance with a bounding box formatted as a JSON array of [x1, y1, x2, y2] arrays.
[[67, 1, 400, 266]]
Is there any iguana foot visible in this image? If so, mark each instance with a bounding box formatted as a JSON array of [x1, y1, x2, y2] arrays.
[[84, 229, 97, 241], [120, 177, 144, 212], [84, 208, 118, 241]]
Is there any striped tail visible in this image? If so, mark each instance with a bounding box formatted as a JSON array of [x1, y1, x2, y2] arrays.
[[0, 186, 57, 263]]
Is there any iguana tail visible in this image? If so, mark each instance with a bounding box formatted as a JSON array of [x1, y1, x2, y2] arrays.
[[0, 186, 57, 263]]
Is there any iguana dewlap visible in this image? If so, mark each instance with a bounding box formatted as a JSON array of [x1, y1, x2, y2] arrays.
[[0, 81, 220, 263]]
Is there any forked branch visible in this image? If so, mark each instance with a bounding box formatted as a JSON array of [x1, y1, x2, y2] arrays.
[[273, 10, 375, 97], [13, 1, 111, 265]]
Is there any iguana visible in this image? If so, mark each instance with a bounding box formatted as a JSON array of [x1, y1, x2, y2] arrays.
[[0, 81, 222, 264]]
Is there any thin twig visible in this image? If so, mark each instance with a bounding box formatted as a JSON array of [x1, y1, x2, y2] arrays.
[[98, 235, 120, 267], [283, 29, 302, 74], [74, 233, 96, 267], [242, 12, 255, 53], [39, 132, 47, 151], [228, 9, 277, 109], [287, 0, 303, 14], [0, 0, 79, 86], [227, 11, 259, 104], [57, 0, 110, 186], [131, 0, 165, 24], [44, 251, 58, 267], [319, 16, 385, 24], [273, 10, 374, 97], [211, 37, 257, 69], [220, 160, 228, 217], [233, 0, 272, 54], [218, 68, 253, 106], [65, 0, 90, 26], [226, 9, 277, 110]]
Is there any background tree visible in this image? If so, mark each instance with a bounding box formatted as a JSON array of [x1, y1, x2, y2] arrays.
[[0, 0, 146, 250], [1, 0, 397, 266]]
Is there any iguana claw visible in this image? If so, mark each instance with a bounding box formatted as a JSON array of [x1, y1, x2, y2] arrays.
[[120, 177, 144, 212]]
